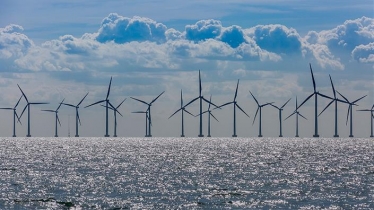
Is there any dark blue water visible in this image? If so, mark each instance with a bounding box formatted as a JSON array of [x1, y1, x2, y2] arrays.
[[0, 137, 373, 209]]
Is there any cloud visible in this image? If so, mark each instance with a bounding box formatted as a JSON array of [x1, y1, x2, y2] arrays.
[[96, 13, 167, 44], [352, 42, 374, 63], [185, 19, 222, 42], [0, 24, 34, 59], [247, 24, 302, 54]]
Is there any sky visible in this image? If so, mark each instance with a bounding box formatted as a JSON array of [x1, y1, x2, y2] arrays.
[[0, 0, 373, 138]]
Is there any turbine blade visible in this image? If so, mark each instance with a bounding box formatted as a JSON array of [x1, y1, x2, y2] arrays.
[[318, 100, 334, 116], [234, 79, 239, 100], [284, 112, 296, 121], [202, 96, 220, 109], [199, 70, 202, 96], [317, 92, 333, 100], [61, 102, 75, 108], [281, 98, 292, 109], [208, 95, 212, 110], [101, 104, 114, 110], [252, 107, 259, 125], [214, 102, 233, 110], [77, 111, 81, 125], [297, 93, 314, 110], [57, 99, 65, 111], [15, 112, 22, 125], [151, 91, 165, 104], [116, 98, 127, 109], [109, 101, 122, 117], [180, 89, 183, 107], [132, 111, 147, 114], [77, 92, 89, 106], [195, 110, 209, 117], [298, 112, 308, 120], [106, 76, 112, 100], [236, 104, 250, 118], [249, 91, 259, 105], [0, 108, 13, 110], [183, 97, 199, 108], [270, 104, 280, 110], [15, 95, 23, 109], [30, 102, 49, 105], [262, 102, 274, 107], [19, 105, 28, 119], [336, 98, 348, 104], [357, 109, 370, 111], [17, 84, 28, 102], [329, 75, 336, 99], [346, 106, 350, 125], [310, 63, 316, 92], [184, 109, 195, 117], [85, 100, 106, 108], [336, 90, 349, 103], [130, 97, 149, 105], [210, 113, 219, 122], [41, 110, 55, 112], [168, 108, 182, 119], [295, 96, 298, 109], [57, 115, 61, 126], [352, 95, 367, 104]]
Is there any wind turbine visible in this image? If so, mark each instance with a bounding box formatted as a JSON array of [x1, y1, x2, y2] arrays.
[[285, 97, 307, 137], [0, 95, 23, 137], [357, 105, 374, 137], [270, 98, 291, 137], [132, 110, 149, 137], [101, 98, 126, 137], [297, 63, 332, 137], [249, 91, 273, 137], [41, 99, 65, 137], [196, 95, 219, 137], [18, 84, 49, 137], [61, 92, 89, 137], [131, 91, 164, 137], [168, 89, 194, 137], [215, 79, 249, 137], [336, 91, 366, 137], [85, 77, 115, 137], [318, 75, 347, 137], [182, 70, 219, 137]]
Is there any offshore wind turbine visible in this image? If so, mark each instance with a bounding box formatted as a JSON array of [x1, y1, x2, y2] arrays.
[[270, 98, 291, 137], [0, 95, 23, 137], [18, 84, 49, 137], [85, 77, 115, 137], [357, 105, 374, 137], [318, 75, 347, 137], [132, 110, 149, 137], [131, 91, 164, 137], [297, 63, 332, 137], [168, 89, 194, 137], [61, 92, 89, 137], [196, 95, 219, 137], [336, 91, 366, 137], [285, 97, 307, 137], [41, 99, 65, 137], [215, 79, 249, 137], [249, 91, 273, 137], [182, 70, 219, 137], [102, 98, 126, 137]]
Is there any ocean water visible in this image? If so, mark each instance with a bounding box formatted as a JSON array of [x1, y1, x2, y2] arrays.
[[0, 137, 373, 209]]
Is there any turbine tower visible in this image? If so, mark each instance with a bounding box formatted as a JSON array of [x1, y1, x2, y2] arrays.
[[337, 91, 366, 137], [85, 77, 114, 137], [215, 79, 249, 137], [270, 98, 291, 137], [61, 92, 89, 137], [183, 70, 219, 137], [18, 84, 49, 137], [0, 95, 23, 137], [131, 91, 164, 137], [249, 91, 273, 137], [285, 97, 307, 137], [196, 95, 219, 137], [102, 98, 126, 137], [132, 110, 149, 137], [168, 89, 194, 137], [357, 105, 374, 137], [297, 63, 332, 137], [318, 75, 347, 137], [41, 99, 65, 137]]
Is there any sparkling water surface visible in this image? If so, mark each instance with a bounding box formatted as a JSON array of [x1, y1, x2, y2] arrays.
[[0, 137, 373, 209]]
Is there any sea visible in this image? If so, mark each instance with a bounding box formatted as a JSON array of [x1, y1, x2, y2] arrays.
[[0, 137, 373, 209]]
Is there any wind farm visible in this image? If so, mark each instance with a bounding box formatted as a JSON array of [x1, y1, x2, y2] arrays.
[[0, 65, 371, 138]]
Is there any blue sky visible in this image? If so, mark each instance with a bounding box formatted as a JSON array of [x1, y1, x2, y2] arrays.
[[0, 0, 373, 137]]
